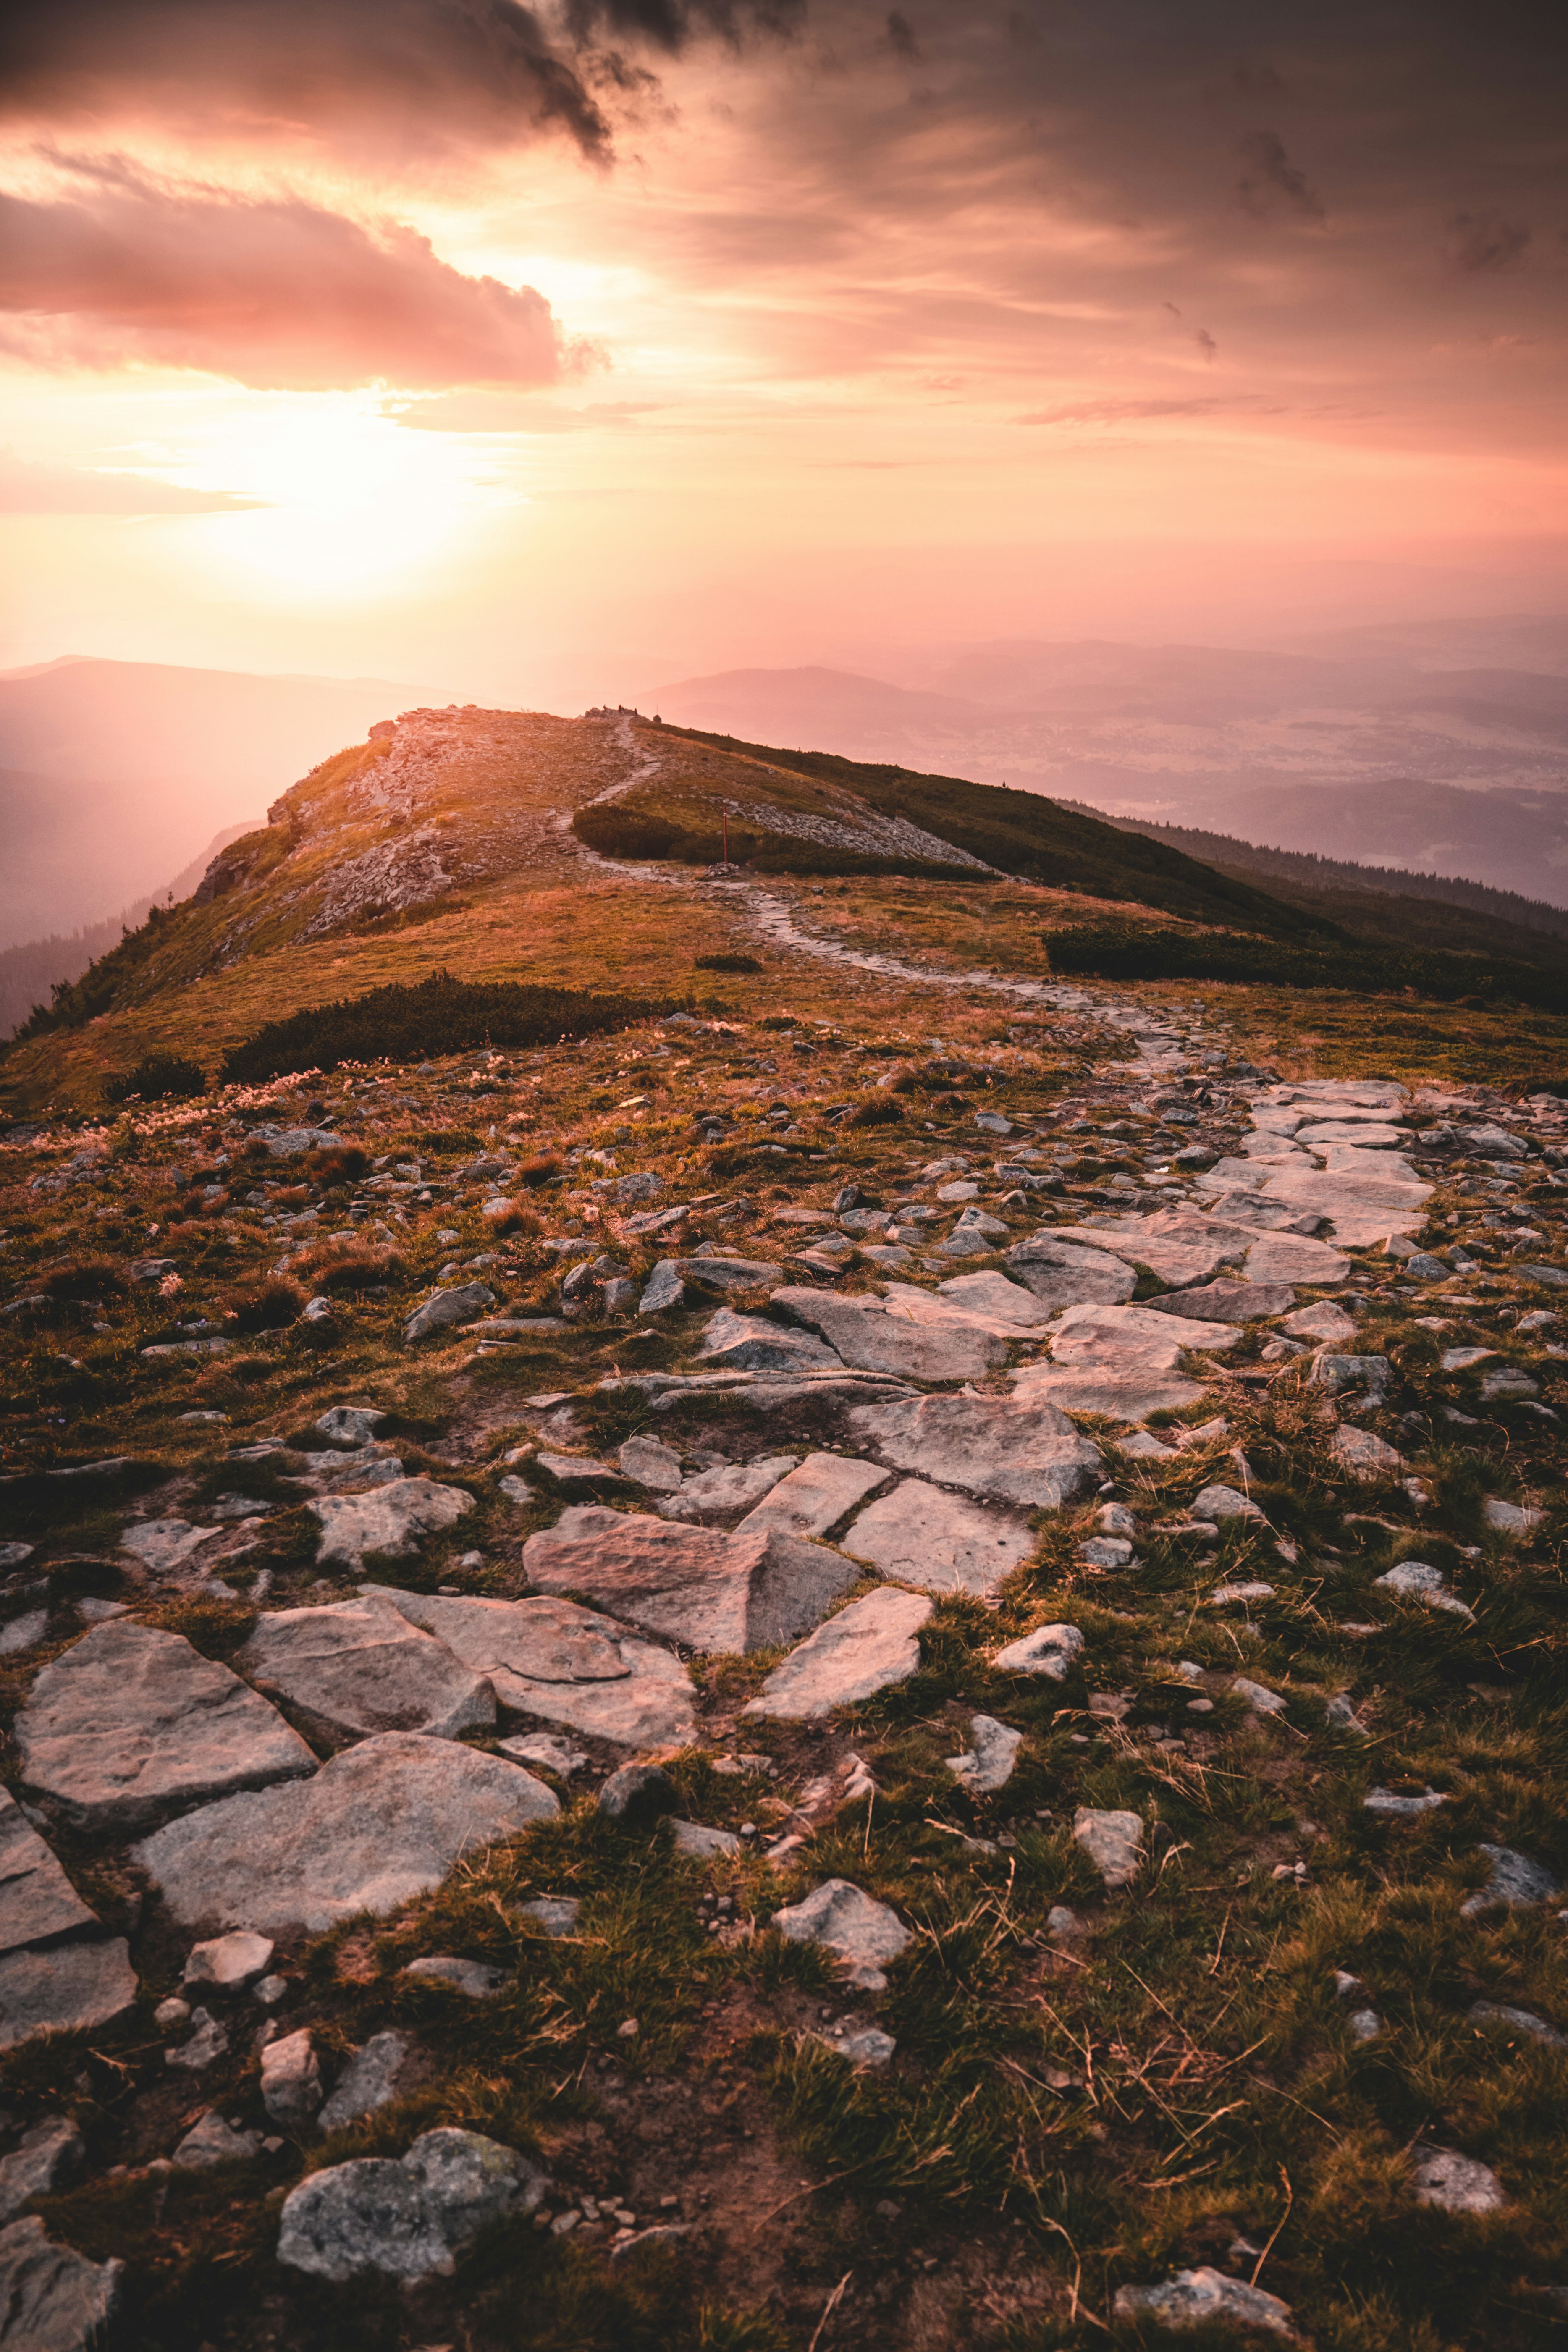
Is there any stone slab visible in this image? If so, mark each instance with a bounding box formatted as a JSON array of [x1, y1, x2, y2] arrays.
[[16, 1622, 315, 1832], [309, 1478, 474, 1572], [318, 2032, 410, 2132], [769, 1285, 1004, 1380], [0, 2215, 121, 2351], [839, 1478, 1035, 1597], [928, 1272, 1055, 1330], [736, 1453, 892, 1539], [695, 1309, 843, 1374], [133, 1733, 559, 1935], [240, 1597, 496, 1746], [657, 1455, 797, 1523], [1244, 1163, 1433, 1245], [1010, 1301, 1240, 1422], [1001, 1234, 1137, 1308], [0, 1789, 98, 1955], [0, 1938, 139, 2054], [743, 1588, 933, 1719], [523, 1505, 859, 1652], [367, 1588, 696, 1749], [844, 1392, 1102, 1511], [1140, 1279, 1295, 1323]]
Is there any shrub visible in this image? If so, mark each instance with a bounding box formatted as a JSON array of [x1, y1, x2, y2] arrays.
[[220, 972, 675, 1083], [515, 1153, 563, 1186], [1043, 921, 1568, 1013], [105, 1051, 205, 1104], [221, 1277, 307, 1333], [302, 1143, 371, 1187], [480, 1198, 541, 1236], [293, 1243, 405, 1293], [41, 1256, 129, 1300], [847, 1097, 905, 1127], [694, 953, 763, 973]]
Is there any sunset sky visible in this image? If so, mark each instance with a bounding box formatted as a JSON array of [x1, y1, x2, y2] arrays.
[[3, 0, 1566, 704]]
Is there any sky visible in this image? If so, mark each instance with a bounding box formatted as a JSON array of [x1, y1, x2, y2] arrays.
[[2, 0, 1567, 706]]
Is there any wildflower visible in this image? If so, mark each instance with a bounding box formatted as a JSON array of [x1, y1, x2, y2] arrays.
[[159, 1272, 184, 1297]]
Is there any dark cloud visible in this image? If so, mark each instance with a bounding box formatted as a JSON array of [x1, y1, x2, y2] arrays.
[[885, 11, 920, 60], [0, 173, 568, 389], [1447, 211, 1531, 271], [0, 0, 802, 161], [1235, 128, 1324, 220], [0, 448, 264, 511]]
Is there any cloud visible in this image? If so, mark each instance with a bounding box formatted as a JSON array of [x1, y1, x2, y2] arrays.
[[391, 393, 659, 430], [0, 446, 265, 511], [0, 0, 802, 162], [0, 174, 569, 390], [1016, 398, 1230, 427], [1447, 211, 1531, 271], [1235, 128, 1324, 220], [884, 11, 920, 61]]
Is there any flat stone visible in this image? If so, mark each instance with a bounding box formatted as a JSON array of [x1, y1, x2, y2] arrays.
[[404, 1284, 496, 1342], [1141, 1279, 1295, 1322], [535, 1452, 622, 1491], [931, 1271, 1057, 1330], [0, 1940, 138, 2054], [118, 1518, 223, 1575], [1237, 1228, 1352, 1285], [0, 1788, 98, 1953], [1112, 2268, 1295, 2340], [671, 1819, 744, 1857], [1334, 1428, 1403, 1477], [0, 1612, 46, 1660], [133, 1733, 559, 1935], [315, 1407, 388, 1446], [993, 1623, 1084, 1679], [1001, 1234, 1137, 1307], [769, 1285, 1005, 1380], [172, 2111, 263, 2169], [945, 1715, 1022, 1792], [1314, 1352, 1390, 1398], [261, 2027, 325, 2125], [743, 1587, 933, 1719], [309, 1478, 474, 1572], [0, 2119, 82, 2221], [277, 2127, 548, 2282], [366, 1589, 697, 1749], [1078, 1535, 1132, 1567], [402, 1957, 506, 1999], [1191, 1483, 1262, 1521], [1460, 1844, 1562, 1917], [1232, 1676, 1286, 1716], [1209, 1581, 1275, 1607], [1284, 1301, 1357, 1343], [523, 1506, 858, 1651], [736, 1453, 891, 1538], [1073, 1806, 1143, 1889], [653, 1256, 780, 1297], [1241, 1163, 1432, 1246], [1011, 1301, 1240, 1421], [184, 1930, 274, 1991], [514, 1898, 580, 1938], [1046, 1215, 1239, 1290], [1482, 1497, 1542, 1537], [771, 1880, 910, 1991], [616, 1435, 686, 1492], [497, 1733, 587, 1774], [16, 1622, 315, 1832], [638, 1263, 687, 1314], [240, 1597, 496, 1746], [1468, 1999, 1567, 2048], [1364, 1785, 1446, 1816], [0, 2215, 121, 2350], [658, 1455, 798, 1523], [1410, 2147, 1504, 2214], [1374, 1560, 1474, 1619], [695, 1309, 842, 1374], [319, 2031, 411, 2131], [841, 1478, 1035, 1598], [844, 1393, 1102, 1511]]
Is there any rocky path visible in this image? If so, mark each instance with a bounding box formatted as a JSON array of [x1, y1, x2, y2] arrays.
[[3, 947, 1568, 2349]]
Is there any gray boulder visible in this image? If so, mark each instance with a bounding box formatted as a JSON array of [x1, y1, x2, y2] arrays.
[[0, 2216, 121, 2351], [133, 1733, 559, 1935], [309, 1478, 474, 1572], [523, 1505, 859, 1652], [772, 1880, 910, 1991], [239, 1597, 496, 1745], [404, 1284, 496, 1343], [841, 1478, 1036, 1598], [1112, 2267, 1296, 2339], [315, 1406, 388, 1446], [743, 1588, 932, 1720], [769, 1285, 1004, 1381], [696, 1310, 842, 1374], [1460, 1844, 1562, 1918], [845, 1392, 1101, 1511], [318, 2032, 410, 2132], [277, 2128, 548, 2282], [0, 2119, 82, 2222], [16, 1622, 315, 1832]]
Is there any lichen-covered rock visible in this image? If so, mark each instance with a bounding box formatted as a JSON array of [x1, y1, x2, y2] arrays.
[[403, 1284, 495, 1342], [261, 2028, 324, 2129], [771, 1880, 910, 1991], [523, 1505, 858, 1651], [1073, 1806, 1144, 1890], [277, 2128, 548, 2282], [309, 1478, 474, 1572], [993, 1623, 1084, 1680], [944, 1715, 1022, 1793], [1112, 2266, 1296, 2339], [0, 2119, 82, 2222], [318, 2032, 410, 2132]]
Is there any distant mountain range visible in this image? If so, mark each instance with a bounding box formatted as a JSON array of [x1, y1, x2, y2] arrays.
[[0, 656, 438, 949], [645, 627, 1568, 905]]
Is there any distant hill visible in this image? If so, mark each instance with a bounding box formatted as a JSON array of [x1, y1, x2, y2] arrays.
[[0, 657, 443, 946]]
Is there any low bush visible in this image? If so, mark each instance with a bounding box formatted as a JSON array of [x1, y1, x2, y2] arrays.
[[292, 1242, 405, 1293], [302, 1143, 370, 1187], [572, 802, 981, 880], [847, 1097, 905, 1127], [220, 972, 676, 1085], [1044, 920, 1568, 1012], [40, 1257, 129, 1300], [105, 1051, 206, 1104], [694, 953, 763, 973], [515, 1152, 563, 1186], [221, 1277, 307, 1333]]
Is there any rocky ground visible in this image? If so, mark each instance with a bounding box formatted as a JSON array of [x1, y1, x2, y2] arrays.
[[3, 903, 1568, 2350]]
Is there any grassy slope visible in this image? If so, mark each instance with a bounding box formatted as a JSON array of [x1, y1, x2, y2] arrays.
[[648, 724, 1339, 940]]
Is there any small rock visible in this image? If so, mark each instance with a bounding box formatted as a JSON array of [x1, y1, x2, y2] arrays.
[[1364, 1785, 1447, 1816], [154, 1996, 191, 2029], [1348, 2008, 1382, 2043], [167, 2007, 229, 2071], [1073, 1807, 1143, 1889], [184, 1930, 275, 1992], [0, 2118, 83, 2221], [315, 1406, 388, 1447], [771, 1880, 910, 1991], [253, 1976, 289, 2008], [1209, 1582, 1275, 1607], [172, 2111, 263, 2169], [317, 2031, 409, 2131], [1326, 1693, 1369, 1736], [276, 2127, 548, 2281], [514, 1898, 581, 1938], [260, 2028, 323, 2128], [1410, 2146, 1504, 2214], [1374, 1560, 1474, 1619], [813, 2023, 897, 2068], [1482, 1497, 1542, 1539], [402, 1957, 506, 1999], [671, 1820, 744, 1858], [993, 1622, 1083, 1680], [945, 1715, 1022, 1793], [617, 1435, 685, 1493], [1112, 2266, 1296, 2339], [1232, 1676, 1286, 1716], [1334, 1427, 1403, 1477], [1078, 1536, 1133, 1568], [638, 1264, 687, 1314], [1468, 1999, 1567, 2048], [1192, 1483, 1264, 1522], [1460, 1844, 1562, 1917], [743, 1587, 932, 1720], [403, 1284, 496, 1343], [497, 1733, 588, 1776], [1282, 1300, 1356, 1343], [1046, 1905, 1083, 1936], [308, 1478, 474, 1572], [598, 1763, 678, 1825]]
